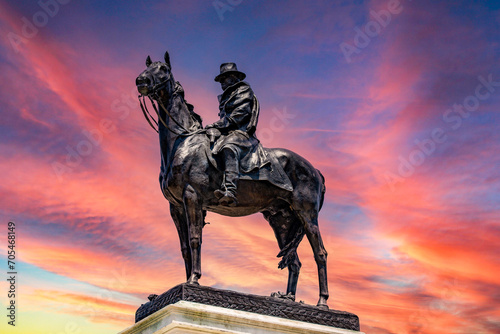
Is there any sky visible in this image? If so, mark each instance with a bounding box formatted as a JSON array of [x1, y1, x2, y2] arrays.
[[0, 0, 499, 333]]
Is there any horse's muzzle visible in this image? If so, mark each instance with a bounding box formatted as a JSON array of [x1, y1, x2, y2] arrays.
[[136, 77, 151, 96]]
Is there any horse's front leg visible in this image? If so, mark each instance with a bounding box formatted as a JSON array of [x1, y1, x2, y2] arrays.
[[183, 184, 204, 285], [170, 203, 191, 280]]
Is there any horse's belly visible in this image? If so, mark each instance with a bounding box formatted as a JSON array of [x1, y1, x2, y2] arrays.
[[205, 205, 265, 217], [203, 179, 290, 217]]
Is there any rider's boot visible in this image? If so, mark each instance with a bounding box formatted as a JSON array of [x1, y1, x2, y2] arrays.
[[214, 148, 239, 207], [215, 171, 239, 206]]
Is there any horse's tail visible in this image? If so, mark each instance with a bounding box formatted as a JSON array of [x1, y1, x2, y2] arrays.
[[276, 169, 326, 268], [264, 206, 304, 270], [277, 225, 304, 269], [317, 169, 326, 212]]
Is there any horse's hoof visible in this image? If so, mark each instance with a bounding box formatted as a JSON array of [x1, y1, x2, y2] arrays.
[[316, 296, 329, 309], [271, 291, 295, 301], [316, 303, 329, 310], [186, 275, 200, 285]]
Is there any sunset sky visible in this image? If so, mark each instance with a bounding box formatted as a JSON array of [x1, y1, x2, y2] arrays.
[[0, 1, 499, 333]]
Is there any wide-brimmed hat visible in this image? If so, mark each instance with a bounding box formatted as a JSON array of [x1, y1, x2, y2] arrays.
[[214, 62, 246, 82]]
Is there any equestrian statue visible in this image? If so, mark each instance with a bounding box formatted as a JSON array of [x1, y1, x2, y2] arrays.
[[135, 51, 330, 308]]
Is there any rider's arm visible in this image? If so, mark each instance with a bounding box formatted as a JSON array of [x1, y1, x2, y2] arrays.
[[206, 84, 254, 132], [218, 89, 253, 131]]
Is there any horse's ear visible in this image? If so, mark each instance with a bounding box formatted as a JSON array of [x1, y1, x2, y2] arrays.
[[146, 55, 152, 67], [164, 51, 171, 68]]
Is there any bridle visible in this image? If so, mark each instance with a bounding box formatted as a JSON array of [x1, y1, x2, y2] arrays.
[[138, 69, 204, 137]]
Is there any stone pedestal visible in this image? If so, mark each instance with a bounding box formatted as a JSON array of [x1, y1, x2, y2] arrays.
[[119, 284, 364, 334], [119, 301, 365, 334]]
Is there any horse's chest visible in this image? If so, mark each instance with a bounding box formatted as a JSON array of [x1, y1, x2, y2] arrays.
[[162, 140, 211, 203], [165, 172, 184, 198]]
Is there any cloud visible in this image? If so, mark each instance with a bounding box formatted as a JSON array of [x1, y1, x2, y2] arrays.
[[30, 289, 137, 327]]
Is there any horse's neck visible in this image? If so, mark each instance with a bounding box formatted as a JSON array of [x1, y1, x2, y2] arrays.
[[158, 93, 197, 174], [165, 94, 187, 126]]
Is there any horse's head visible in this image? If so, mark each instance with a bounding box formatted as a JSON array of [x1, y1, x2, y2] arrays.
[[136, 51, 174, 99], [135, 51, 203, 134]]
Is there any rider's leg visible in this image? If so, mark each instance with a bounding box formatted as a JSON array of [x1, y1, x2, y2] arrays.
[[214, 147, 239, 206]]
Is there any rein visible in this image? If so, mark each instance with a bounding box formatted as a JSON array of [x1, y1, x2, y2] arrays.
[[138, 78, 205, 137], [139, 95, 159, 133]]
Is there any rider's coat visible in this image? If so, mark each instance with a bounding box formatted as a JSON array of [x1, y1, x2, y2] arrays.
[[211, 81, 268, 173]]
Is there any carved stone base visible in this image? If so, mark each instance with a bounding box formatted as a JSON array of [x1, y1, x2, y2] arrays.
[[120, 300, 365, 334], [130, 284, 361, 332]]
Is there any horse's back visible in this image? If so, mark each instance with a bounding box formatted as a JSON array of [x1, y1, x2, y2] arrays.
[[268, 147, 325, 211], [268, 147, 322, 183]]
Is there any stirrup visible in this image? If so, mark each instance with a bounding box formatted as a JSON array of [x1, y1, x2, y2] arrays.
[[215, 190, 238, 207], [214, 189, 225, 200]]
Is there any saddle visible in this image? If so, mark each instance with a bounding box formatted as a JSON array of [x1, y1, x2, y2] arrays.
[[240, 146, 293, 192], [205, 142, 293, 192]]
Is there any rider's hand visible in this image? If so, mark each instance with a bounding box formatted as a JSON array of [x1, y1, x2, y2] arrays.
[[206, 127, 221, 143], [206, 119, 225, 130]]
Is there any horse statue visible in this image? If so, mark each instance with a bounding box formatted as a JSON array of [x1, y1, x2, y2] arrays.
[[135, 51, 330, 308]]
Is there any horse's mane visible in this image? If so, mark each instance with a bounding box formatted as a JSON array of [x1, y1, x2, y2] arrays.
[[186, 102, 203, 125], [173, 81, 203, 127]]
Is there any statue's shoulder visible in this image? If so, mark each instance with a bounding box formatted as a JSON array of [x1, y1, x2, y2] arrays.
[[219, 82, 254, 108], [229, 81, 254, 97], [237, 81, 252, 92]]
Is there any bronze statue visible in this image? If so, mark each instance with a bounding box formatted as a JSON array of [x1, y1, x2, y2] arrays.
[[136, 52, 330, 308]]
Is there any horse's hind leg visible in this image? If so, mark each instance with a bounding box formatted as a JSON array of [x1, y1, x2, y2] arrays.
[[183, 184, 204, 285], [170, 203, 191, 280], [285, 251, 301, 298], [296, 209, 329, 308], [263, 207, 303, 299]]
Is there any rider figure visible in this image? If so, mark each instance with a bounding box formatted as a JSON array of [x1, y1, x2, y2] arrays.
[[206, 63, 260, 207]]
